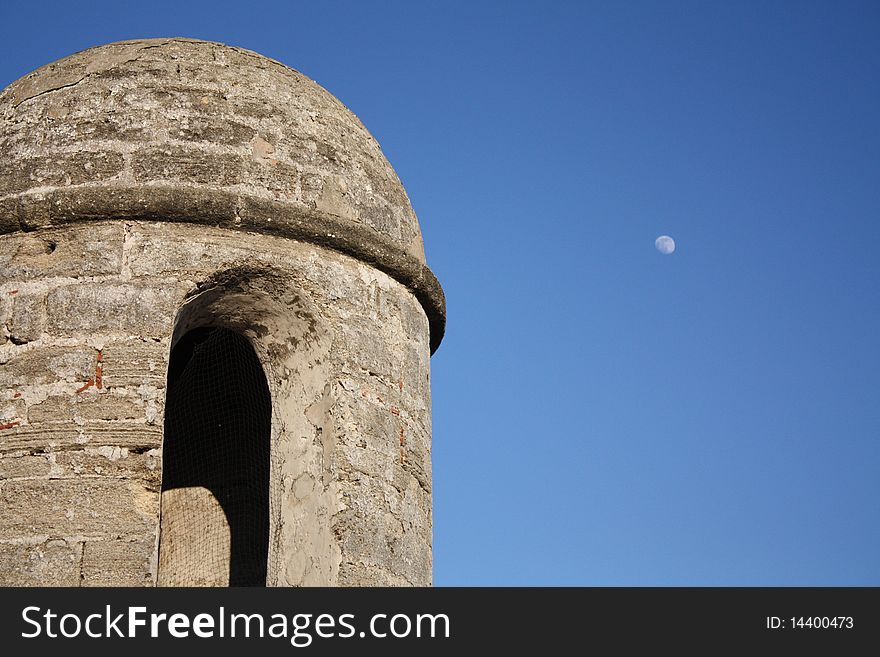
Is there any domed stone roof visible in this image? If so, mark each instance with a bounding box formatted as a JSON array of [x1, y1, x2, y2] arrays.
[[0, 38, 444, 351]]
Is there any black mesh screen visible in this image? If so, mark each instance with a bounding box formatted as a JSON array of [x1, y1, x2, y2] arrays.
[[159, 327, 271, 586]]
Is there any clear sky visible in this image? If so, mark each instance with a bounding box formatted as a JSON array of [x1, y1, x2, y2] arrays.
[[2, 1, 878, 585]]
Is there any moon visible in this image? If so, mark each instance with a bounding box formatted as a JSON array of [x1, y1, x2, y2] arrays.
[[655, 235, 675, 255]]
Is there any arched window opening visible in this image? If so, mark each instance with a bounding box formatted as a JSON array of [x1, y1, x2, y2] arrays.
[[158, 327, 271, 586]]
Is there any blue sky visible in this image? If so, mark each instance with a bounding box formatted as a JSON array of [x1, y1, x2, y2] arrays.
[[2, 1, 878, 585]]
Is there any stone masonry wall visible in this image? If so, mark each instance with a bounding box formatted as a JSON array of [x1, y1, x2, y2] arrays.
[[0, 220, 432, 586]]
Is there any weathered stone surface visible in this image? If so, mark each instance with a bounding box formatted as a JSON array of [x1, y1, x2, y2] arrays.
[[336, 561, 416, 587], [172, 117, 256, 146], [52, 448, 161, 487], [131, 147, 247, 187], [8, 291, 45, 343], [0, 345, 96, 387], [0, 453, 52, 479], [0, 478, 158, 537], [0, 223, 124, 280], [0, 446, 161, 487], [0, 397, 26, 423], [101, 339, 168, 388], [46, 281, 181, 336], [0, 422, 161, 454], [0, 539, 82, 586], [0, 294, 10, 341], [0, 151, 124, 196], [81, 537, 154, 586], [28, 393, 144, 423]]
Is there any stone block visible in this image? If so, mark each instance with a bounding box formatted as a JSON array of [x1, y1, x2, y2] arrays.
[[171, 117, 256, 146], [0, 223, 124, 281], [46, 281, 180, 337], [131, 147, 245, 186], [0, 539, 82, 586], [0, 422, 161, 454], [0, 151, 124, 196], [53, 448, 161, 488], [28, 393, 145, 424], [8, 291, 45, 343], [0, 453, 52, 479], [0, 478, 158, 538], [0, 345, 96, 387], [101, 339, 168, 388], [81, 537, 153, 586]]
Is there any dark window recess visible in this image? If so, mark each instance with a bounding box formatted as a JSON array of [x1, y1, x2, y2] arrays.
[[161, 327, 271, 586]]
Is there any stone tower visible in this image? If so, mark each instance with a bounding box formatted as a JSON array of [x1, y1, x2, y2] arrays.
[[0, 38, 444, 586]]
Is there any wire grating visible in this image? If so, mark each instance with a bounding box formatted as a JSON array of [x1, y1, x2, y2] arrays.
[[158, 327, 272, 586]]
